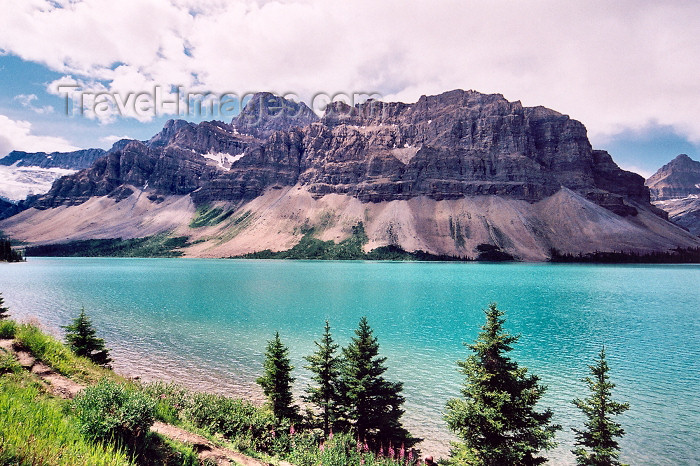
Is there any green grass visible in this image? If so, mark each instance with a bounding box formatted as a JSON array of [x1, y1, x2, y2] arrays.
[[13, 322, 120, 384], [0, 348, 21, 374], [24, 234, 190, 258], [189, 205, 236, 228], [0, 372, 132, 465]]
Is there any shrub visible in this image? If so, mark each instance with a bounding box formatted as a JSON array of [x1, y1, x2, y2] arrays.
[[0, 319, 16, 338], [72, 380, 156, 447], [140, 381, 281, 453]]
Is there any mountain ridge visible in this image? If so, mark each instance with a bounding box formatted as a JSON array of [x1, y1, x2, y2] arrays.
[[2, 89, 698, 260]]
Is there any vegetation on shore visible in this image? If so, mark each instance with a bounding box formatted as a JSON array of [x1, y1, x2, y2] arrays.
[[0, 318, 198, 465], [0, 236, 24, 262], [62, 308, 112, 367], [24, 234, 190, 258], [0, 297, 631, 465], [238, 222, 473, 261]]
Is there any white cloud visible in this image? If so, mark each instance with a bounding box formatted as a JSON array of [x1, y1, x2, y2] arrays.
[[1, 0, 699, 143], [0, 114, 78, 155], [14, 94, 54, 114], [99, 134, 133, 145]]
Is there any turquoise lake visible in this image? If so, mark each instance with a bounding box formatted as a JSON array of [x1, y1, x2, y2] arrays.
[[0, 258, 698, 464]]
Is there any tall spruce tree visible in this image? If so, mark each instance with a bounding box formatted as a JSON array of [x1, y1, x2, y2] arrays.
[[339, 316, 416, 448], [0, 293, 10, 320], [572, 348, 629, 466], [62, 309, 112, 366], [256, 331, 298, 421], [304, 320, 341, 437], [445, 303, 560, 465]]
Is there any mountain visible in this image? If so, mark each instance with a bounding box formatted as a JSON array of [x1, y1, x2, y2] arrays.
[[0, 148, 106, 202], [646, 154, 700, 236], [2, 90, 698, 260], [0, 148, 106, 170]]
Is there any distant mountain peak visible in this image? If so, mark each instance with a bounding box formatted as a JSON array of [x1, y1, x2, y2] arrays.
[[646, 153, 700, 201]]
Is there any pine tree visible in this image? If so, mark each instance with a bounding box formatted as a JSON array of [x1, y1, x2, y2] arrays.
[[572, 348, 629, 466], [62, 309, 112, 366], [339, 316, 416, 448], [304, 320, 341, 437], [445, 303, 560, 465], [256, 331, 298, 421], [0, 293, 10, 320]]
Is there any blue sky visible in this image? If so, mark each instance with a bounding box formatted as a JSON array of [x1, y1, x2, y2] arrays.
[[1, 0, 699, 178]]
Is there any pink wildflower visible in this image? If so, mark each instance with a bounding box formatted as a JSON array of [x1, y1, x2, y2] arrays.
[[389, 443, 395, 458], [289, 424, 295, 435], [399, 443, 405, 459], [319, 441, 325, 452]]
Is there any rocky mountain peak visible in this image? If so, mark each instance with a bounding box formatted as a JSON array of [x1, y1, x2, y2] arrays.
[[232, 92, 319, 138], [147, 119, 192, 147], [646, 153, 700, 200]]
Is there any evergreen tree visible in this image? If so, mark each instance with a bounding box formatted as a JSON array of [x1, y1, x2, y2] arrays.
[[256, 331, 298, 421], [62, 309, 112, 366], [0, 293, 10, 320], [339, 316, 416, 448], [304, 320, 341, 437], [445, 303, 560, 465], [572, 348, 629, 466]]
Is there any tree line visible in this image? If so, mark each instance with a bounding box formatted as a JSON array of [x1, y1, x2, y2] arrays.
[[0, 238, 23, 262], [257, 305, 629, 465]]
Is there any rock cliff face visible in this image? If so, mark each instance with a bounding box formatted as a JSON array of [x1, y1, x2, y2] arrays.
[[37, 89, 649, 211], [5, 89, 698, 259]]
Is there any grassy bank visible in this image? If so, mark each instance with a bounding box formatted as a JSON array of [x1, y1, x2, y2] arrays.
[[0, 371, 132, 466], [0, 318, 419, 465], [0, 321, 198, 465], [238, 222, 473, 261]]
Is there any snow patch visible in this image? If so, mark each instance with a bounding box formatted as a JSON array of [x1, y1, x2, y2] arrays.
[[201, 151, 245, 170], [0, 164, 75, 201]]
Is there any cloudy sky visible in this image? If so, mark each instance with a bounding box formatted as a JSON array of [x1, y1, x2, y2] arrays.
[[1, 0, 699, 177]]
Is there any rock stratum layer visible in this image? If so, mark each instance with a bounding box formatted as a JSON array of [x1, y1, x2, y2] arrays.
[[2, 90, 699, 260]]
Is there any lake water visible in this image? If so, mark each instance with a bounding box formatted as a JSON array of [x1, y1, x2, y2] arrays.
[[0, 258, 698, 464]]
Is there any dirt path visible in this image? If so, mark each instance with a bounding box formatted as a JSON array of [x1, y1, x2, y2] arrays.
[[0, 338, 290, 466]]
